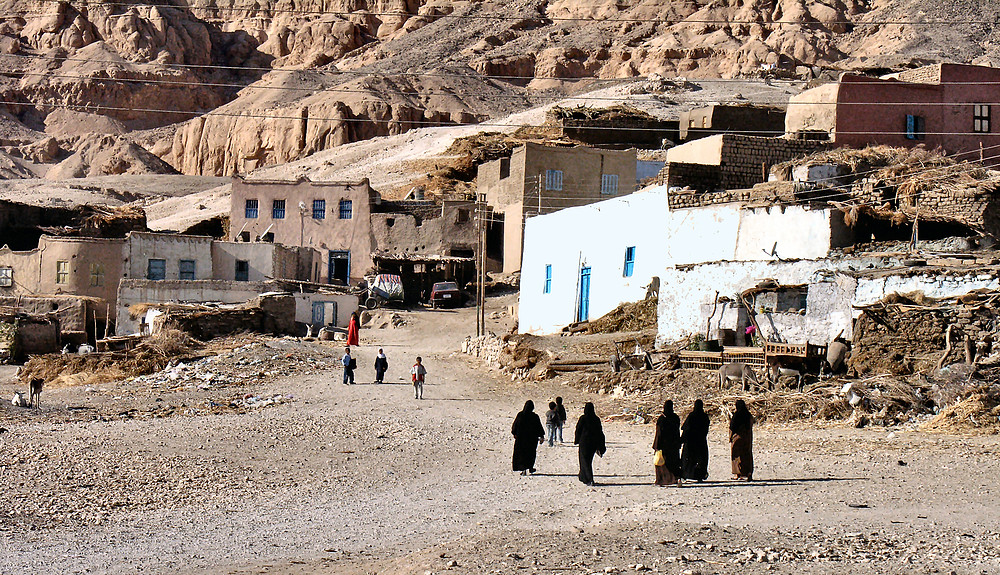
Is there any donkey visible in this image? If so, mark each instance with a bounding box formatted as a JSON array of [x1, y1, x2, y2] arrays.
[[719, 362, 761, 391], [766, 358, 804, 391], [28, 378, 43, 409]]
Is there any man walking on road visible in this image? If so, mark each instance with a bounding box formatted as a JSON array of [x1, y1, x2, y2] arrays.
[[411, 356, 426, 399], [342, 346, 356, 385]]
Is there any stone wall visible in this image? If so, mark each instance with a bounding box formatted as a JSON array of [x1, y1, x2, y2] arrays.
[[851, 304, 999, 375], [155, 294, 297, 340], [667, 189, 749, 209], [462, 333, 507, 368], [894, 65, 943, 84]]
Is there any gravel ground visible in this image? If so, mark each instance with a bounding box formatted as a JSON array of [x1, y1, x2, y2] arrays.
[[1, 301, 999, 575]]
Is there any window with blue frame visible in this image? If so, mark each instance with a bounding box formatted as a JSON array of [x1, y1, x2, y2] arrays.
[[312, 199, 326, 219], [545, 169, 563, 191], [543, 264, 552, 294], [272, 199, 285, 219], [179, 259, 196, 280], [235, 260, 249, 281], [601, 174, 619, 194], [623, 246, 635, 277], [245, 199, 258, 219], [339, 199, 353, 219], [147, 259, 166, 280], [905, 115, 925, 140]]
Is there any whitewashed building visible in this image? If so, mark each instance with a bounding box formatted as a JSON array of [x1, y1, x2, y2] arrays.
[[518, 185, 854, 335], [661, 261, 1000, 347]]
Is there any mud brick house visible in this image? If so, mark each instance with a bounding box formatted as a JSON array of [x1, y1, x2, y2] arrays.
[[786, 63, 1000, 163], [477, 143, 637, 273], [679, 104, 786, 141], [0, 236, 127, 343], [370, 199, 478, 300], [230, 176, 378, 285], [116, 232, 336, 334], [370, 199, 478, 261], [660, 134, 826, 196]]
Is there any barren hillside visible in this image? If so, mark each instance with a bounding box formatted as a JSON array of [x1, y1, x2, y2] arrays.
[[0, 0, 996, 182]]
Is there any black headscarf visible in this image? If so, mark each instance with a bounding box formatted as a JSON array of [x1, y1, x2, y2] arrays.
[[523, 400, 534, 412], [682, 398, 710, 440], [730, 399, 754, 432], [576, 402, 606, 455], [663, 400, 674, 415]]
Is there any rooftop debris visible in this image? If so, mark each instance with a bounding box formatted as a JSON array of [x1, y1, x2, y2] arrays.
[[548, 104, 660, 122]]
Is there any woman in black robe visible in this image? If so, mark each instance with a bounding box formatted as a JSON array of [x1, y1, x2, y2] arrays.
[[680, 399, 710, 481], [653, 400, 682, 486], [574, 402, 606, 486], [511, 400, 545, 475], [730, 399, 755, 481]]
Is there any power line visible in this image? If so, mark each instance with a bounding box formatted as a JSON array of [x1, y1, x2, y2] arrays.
[[10, 96, 1000, 139], [12, 50, 1000, 87], [19, 68, 1000, 109], [16, 0, 1000, 27]]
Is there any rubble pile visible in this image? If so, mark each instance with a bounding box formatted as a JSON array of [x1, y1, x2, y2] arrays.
[[586, 298, 658, 334], [131, 340, 337, 393]]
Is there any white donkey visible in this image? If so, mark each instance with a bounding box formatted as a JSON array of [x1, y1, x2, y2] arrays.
[[718, 362, 761, 391]]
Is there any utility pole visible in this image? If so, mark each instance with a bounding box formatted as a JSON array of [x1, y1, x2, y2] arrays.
[[480, 209, 486, 336], [537, 173, 543, 215]]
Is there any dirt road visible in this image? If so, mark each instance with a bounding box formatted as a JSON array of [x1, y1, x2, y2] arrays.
[[1, 303, 999, 574]]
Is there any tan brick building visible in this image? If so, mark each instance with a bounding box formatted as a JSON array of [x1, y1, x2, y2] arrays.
[[229, 176, 378, 285], [477, 143, 637, 272]]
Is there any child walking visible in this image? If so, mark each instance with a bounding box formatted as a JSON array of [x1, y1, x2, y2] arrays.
[[410, 356, 427, 399], [545, 401, 560, 447]]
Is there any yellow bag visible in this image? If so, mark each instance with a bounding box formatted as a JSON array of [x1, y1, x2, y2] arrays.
[[653, 450, 665, 466]]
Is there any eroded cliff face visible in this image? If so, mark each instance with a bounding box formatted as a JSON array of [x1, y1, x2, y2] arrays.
[[0, 0, 999, 178]]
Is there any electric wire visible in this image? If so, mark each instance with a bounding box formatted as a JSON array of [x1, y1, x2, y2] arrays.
[[18, 0, 1000, 27]]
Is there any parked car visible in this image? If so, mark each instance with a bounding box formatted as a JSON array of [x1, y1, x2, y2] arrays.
[[430, 281, 465, 308]]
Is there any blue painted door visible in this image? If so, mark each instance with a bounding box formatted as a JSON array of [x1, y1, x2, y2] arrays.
[[577, 266, 591, 322], [312, 302, 325, 325]]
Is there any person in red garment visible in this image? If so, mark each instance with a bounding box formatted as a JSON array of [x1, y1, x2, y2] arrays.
[[347, 311, 360, 346]]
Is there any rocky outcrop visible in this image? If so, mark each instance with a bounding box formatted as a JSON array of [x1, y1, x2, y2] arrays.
[[0, 0, 999, 177], [47, 134, 177, 179], [171, 72, 495, 176]]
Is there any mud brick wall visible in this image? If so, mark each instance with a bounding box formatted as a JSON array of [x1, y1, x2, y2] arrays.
[[851, 305, 999, 375], [916, 188, 998, 234], [719, 136, 828, 190], [895, 65, 942, 84]]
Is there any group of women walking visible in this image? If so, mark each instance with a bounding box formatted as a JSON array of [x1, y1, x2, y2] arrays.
[[512, 397, 755, 486], [511, 400, 606, 486], [653, 398, 754, 485]]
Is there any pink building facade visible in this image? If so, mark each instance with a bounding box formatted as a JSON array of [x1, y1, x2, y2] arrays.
[[786, 63, 1000, 163]]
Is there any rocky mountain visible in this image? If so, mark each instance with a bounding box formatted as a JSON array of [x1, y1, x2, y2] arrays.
[[0, 0, 998, 180]]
